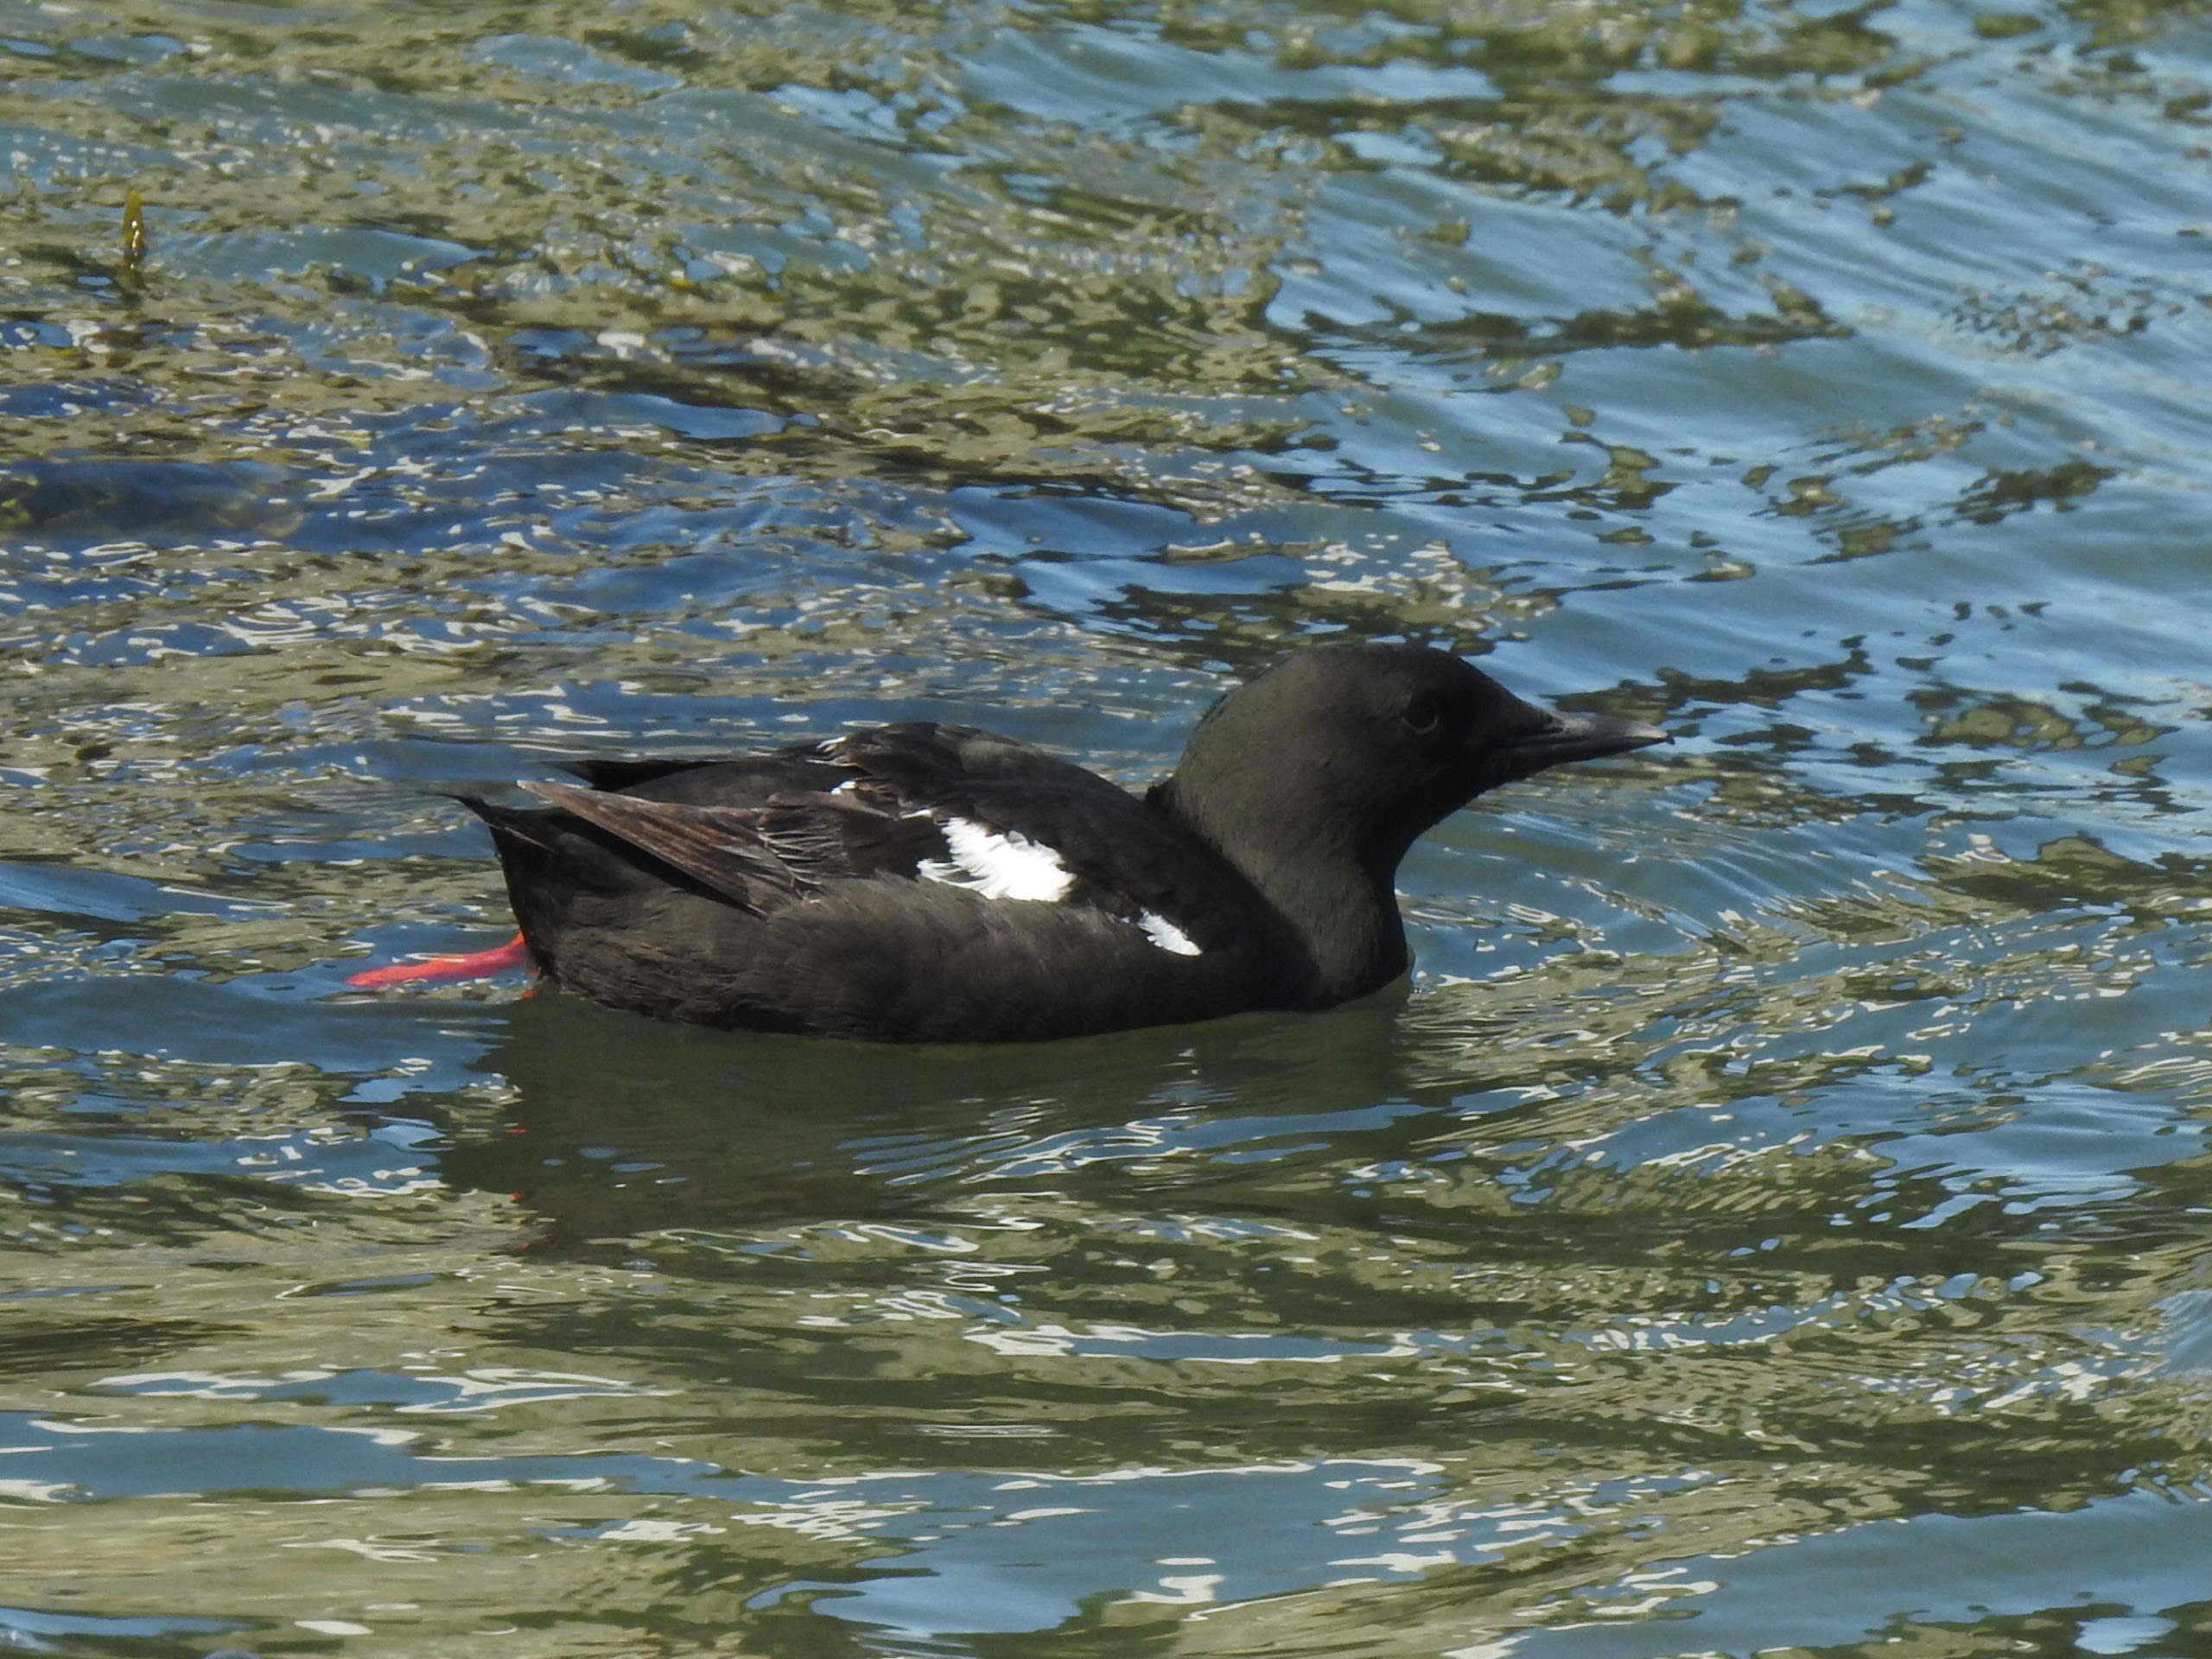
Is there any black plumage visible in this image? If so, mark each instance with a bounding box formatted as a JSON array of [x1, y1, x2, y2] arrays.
[[459, 644, 1666, 1043]]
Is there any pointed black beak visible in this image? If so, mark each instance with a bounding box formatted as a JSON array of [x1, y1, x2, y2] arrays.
[[1491, 706, 1670, 779]]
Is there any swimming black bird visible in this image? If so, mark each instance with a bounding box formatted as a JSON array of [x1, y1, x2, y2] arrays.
[[351, 644, 1666, 1042]]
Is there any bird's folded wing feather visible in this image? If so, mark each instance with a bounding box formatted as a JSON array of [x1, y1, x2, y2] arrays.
[[828, 727, 1264, 947], [520, 782, 805, 909], [520, 779, 949, 911], [524, 723, 1271, 951]]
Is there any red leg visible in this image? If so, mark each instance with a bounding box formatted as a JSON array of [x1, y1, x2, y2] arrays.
[[346, 930, 533, 988]]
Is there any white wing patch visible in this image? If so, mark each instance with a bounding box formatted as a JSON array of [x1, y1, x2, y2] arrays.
[[913, 816, 1202, 956], [1137, 911, 1201, 957], [918, 817, 1076, 903]]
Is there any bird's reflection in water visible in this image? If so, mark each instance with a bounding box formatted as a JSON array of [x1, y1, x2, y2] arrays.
[[438, 984, 1437, 1246]]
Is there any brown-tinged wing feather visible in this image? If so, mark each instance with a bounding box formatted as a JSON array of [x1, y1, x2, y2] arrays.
[[520, 781, 801, 910], [758, 789, 944, 877]]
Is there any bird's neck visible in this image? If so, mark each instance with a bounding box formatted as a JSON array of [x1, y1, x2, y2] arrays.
[[1154, 779, 1408, 1004]]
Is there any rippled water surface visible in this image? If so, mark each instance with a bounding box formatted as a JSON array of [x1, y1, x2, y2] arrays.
[[8, 0, 2212, 1653]]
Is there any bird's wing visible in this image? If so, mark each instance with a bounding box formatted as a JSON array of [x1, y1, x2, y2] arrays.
[[821, 724, 1265, 950], [518, 783, 804, 909], [517, 723, 1274, 956], [518, 778, 953, 911]]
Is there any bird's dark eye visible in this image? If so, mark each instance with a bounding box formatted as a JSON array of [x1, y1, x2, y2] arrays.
[[1401, 696, 1443, 736]]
